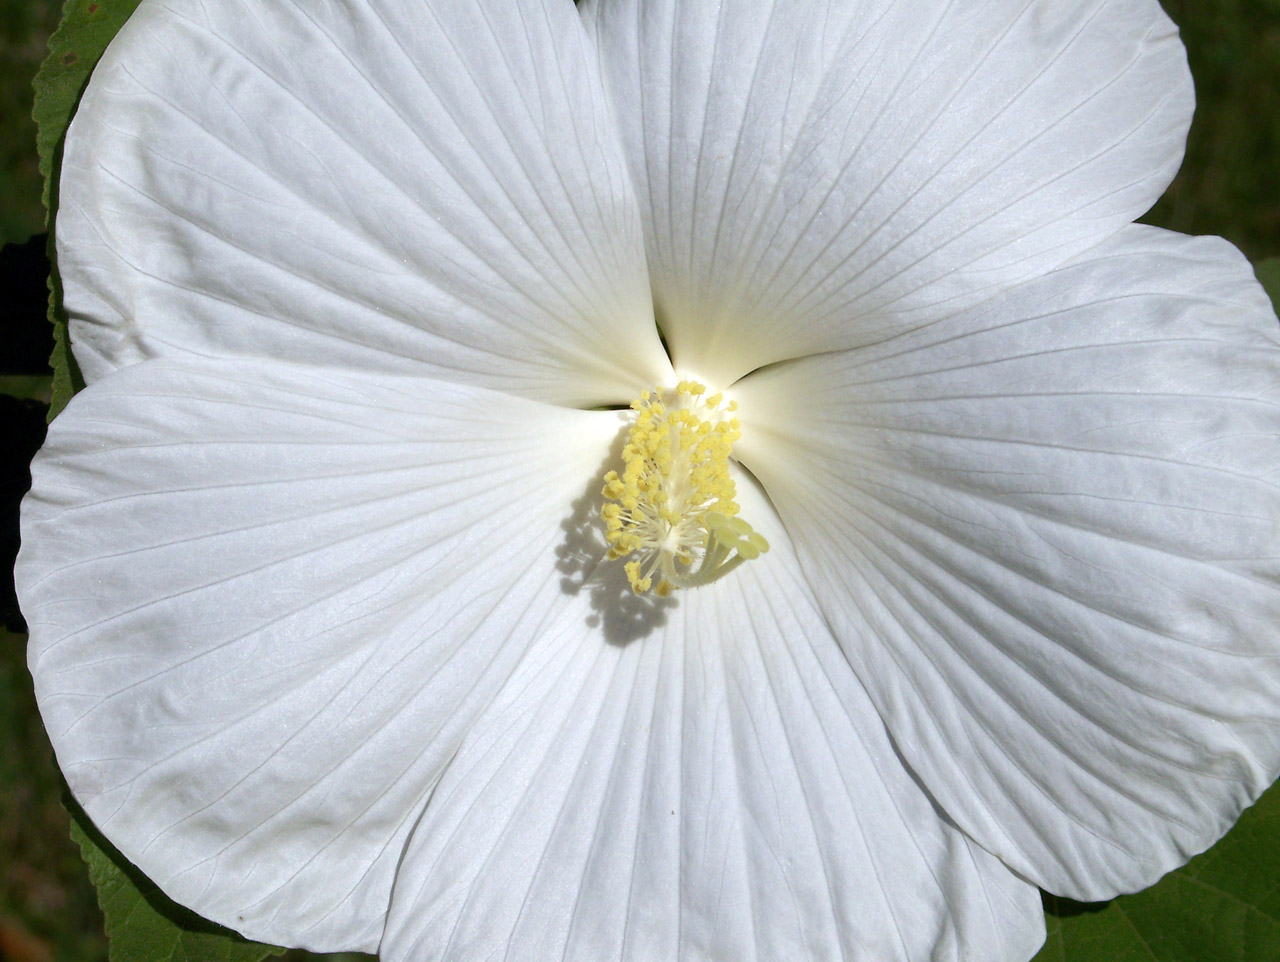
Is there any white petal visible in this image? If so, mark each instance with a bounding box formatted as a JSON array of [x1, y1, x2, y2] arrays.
[[586, 0, 1192, 387], [58, 0, 669, 405], [732, 226, 1280, 900], [380, 478, 1045, 962], [18, 358, 620, 950]]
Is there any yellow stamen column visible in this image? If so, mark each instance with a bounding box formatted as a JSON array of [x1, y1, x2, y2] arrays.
[[601, 381, 769, 595]]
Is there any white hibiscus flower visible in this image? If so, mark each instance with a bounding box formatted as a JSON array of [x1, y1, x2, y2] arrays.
[[19, 0, 1280, 959]]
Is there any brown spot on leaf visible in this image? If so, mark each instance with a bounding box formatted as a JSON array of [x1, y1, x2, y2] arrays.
[[87, 2, 98, 11], [61, 51, 78, 66]]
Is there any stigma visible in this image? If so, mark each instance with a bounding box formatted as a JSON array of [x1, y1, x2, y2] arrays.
[[601, 380, 769, 595]]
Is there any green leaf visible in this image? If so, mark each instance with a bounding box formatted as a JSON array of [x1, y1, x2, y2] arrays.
[[32, 0, 141, 419], [1255, 257, 1280, 317], [68, 799, 283, 962], [1033, 776, 1280, 961]]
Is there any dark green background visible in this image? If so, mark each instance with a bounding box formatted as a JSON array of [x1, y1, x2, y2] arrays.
[[2, 1, 1278, 960]]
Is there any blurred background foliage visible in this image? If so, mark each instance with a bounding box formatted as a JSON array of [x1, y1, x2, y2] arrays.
[[1, 0, 1279, 960], [0, 0, 59, 246], [1149, 0, 1280, 263]]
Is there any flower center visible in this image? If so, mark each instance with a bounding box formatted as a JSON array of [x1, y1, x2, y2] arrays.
[[601, 380, 769, 596]]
